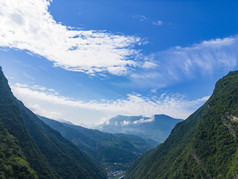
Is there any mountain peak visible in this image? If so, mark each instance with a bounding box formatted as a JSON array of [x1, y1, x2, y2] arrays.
[[98, 114, 182, 143], [154, 114, 182, 121]]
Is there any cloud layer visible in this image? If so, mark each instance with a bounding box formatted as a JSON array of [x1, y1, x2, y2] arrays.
[[0, 0, 141, 75], [132, 36, 238, 88], [1, 0, 236, 79], [11, 83, 209, 126]]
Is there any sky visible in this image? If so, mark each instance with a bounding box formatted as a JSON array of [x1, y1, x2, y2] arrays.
[[0, 0, 238, 127]]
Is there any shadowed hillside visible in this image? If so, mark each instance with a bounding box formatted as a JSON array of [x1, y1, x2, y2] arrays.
[[39, 116, 157, 173], [0, 67, 106, 179]]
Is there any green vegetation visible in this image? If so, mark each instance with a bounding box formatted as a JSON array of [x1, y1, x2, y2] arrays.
[[0, 67, 56, 178], [0, 123, 37, 179], [0, 67, 106, 178], [39, 116, 157, 172], [125, 71, 238, 179]]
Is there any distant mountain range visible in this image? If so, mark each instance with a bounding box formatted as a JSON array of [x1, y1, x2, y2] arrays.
[[0, 67, 106, 178], [38, 116, 157, 173], [97, 114, 182, 143], [125, 71, 238, 178]]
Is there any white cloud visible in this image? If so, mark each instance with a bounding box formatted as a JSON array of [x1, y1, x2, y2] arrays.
[[132, 15, 148, 22], [11, 83, 209, 126], [23, 72, 34, 81], [152, 20, 163, 26], [160, 36, 238, 75], [130, 36, 238, 88], [142, 61, 158, 69], [150, 88, 157, 93], [122, 120, 130, 126], [133, 117, 154, 124], [0, 0, 142, 75], [31, 104, 61, 119]]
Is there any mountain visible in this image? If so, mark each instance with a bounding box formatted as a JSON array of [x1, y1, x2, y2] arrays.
[[98, 114, 182, 143], [125, 71, 238, 179], [0, 121, 37, 178], [0, 67, 106, 179], [38, 116, 157, 173]]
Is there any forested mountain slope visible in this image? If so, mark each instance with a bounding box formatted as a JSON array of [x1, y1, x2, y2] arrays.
[[0, 67, 106, 179], [39, 116, 157, 172], [125, 71, 238, 179]]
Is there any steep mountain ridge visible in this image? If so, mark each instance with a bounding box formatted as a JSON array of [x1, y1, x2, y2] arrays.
[[125, 71, 238, 179], [0, 67, 106, 178], [0, 67, 57, 178]]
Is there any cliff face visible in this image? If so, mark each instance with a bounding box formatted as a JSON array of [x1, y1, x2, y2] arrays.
[[125, 71, 238, 179]]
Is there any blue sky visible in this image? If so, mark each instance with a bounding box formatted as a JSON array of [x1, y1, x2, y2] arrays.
[[0, 0, 237, 126]]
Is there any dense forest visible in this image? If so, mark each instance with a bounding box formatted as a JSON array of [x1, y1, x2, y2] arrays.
[[39, 116, 157, 172], [125, 71, 238, 179], [0, 67, 106, 179]]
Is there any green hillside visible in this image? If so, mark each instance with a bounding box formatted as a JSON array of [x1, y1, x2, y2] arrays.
[[125, 71, 238, 179], [0, 123, 37, 178], [39, 116, 157, 173], [0, 67, 106, 179]]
